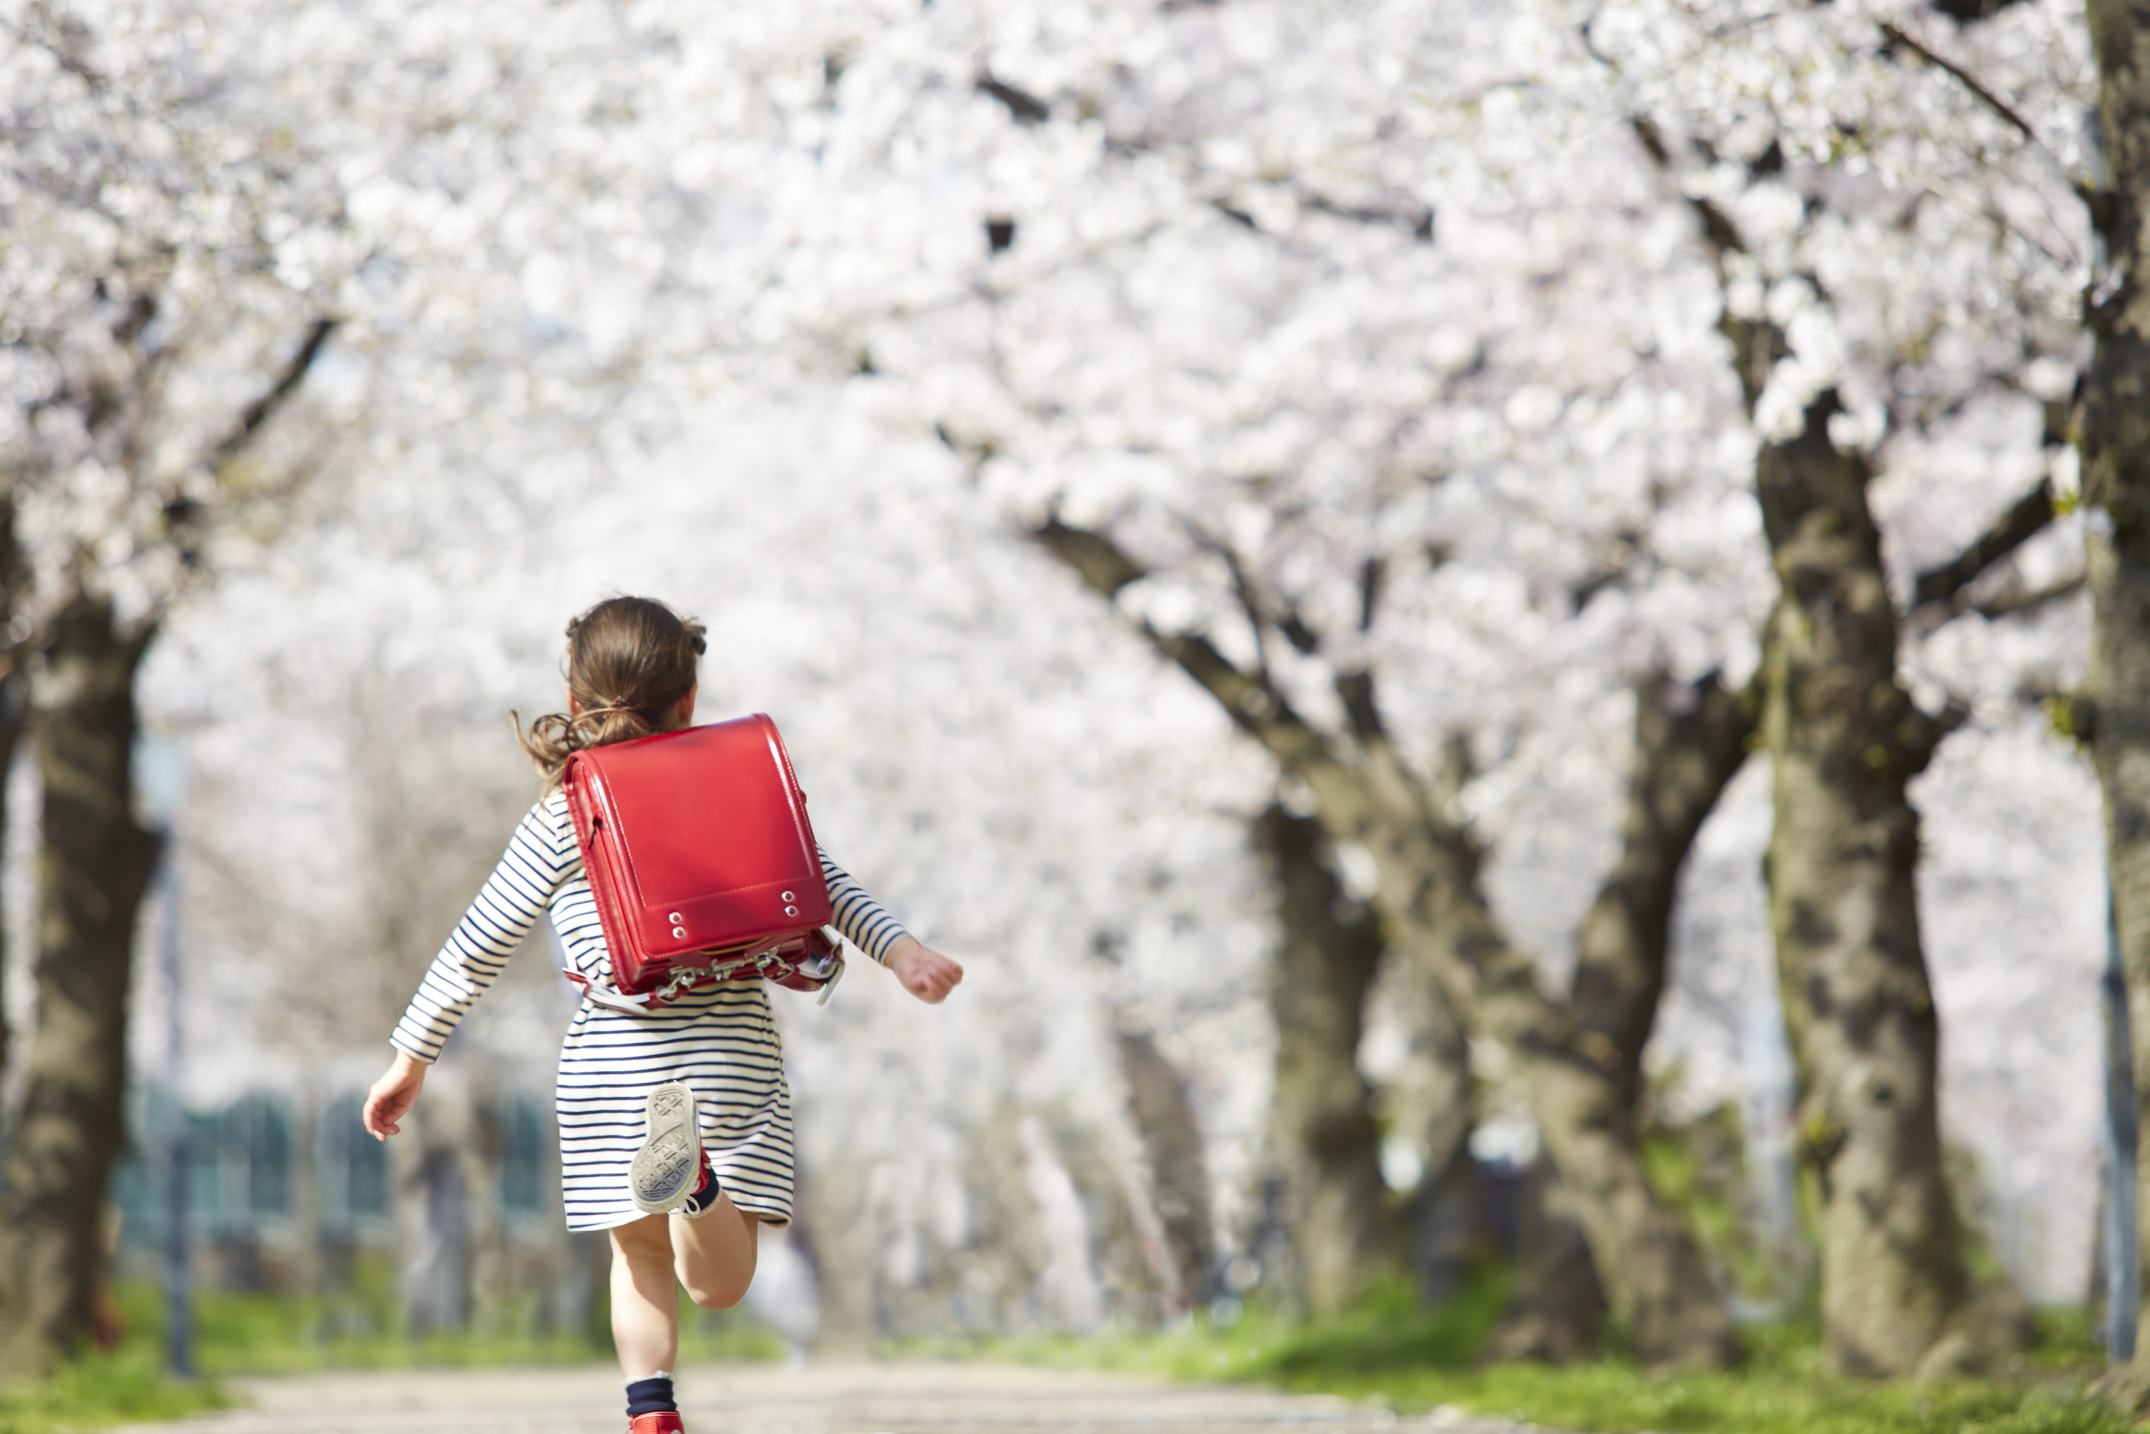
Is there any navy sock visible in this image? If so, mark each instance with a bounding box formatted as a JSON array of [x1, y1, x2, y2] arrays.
[[626, 1375, 676, 1418], [682, 1158, 721, 1216]]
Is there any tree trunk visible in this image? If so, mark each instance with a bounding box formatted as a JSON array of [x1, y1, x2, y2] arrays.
[[1358, 794, 1735, 1370], [1035, 519, 1738, 1368], [1258, 711, 1739, 1369], [1756, 392, 1967, 1377], [0, 598, 160, 1385], [1480, 1152, 1607, 1363], [1475, 671, 1758, 1361], [0, 666, 28, 1097], [0, 487, 28, 1098], [1113, 1025, 1217, 1312], [393, 1077, 475, 1335], [2081, 0, 2150, 1400], [1252, 804, 1398, 1313], [1636, 120, 1988, 1373], [1572, 673, 1758, 1110]]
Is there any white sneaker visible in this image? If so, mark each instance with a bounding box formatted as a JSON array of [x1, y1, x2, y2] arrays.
[[629, 1082, 704, 1214]]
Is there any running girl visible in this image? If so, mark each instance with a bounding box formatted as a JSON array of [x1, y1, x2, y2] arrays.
[[362, 596, 963, 1434]]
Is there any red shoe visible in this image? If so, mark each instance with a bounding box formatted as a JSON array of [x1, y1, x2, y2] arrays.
[[628, 1414, 684, 1434]]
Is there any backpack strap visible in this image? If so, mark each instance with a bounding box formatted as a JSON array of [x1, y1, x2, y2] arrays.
[[562, 968, 656, 1014]]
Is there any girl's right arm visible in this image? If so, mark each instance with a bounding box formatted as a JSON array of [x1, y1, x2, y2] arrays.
[[362, 1051, 426, 1140], [368, 797, 576, 1135]]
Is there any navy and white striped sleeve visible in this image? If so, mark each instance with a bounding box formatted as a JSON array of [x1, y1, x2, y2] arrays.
[[818, 846, 911, 965], [391, 799, 576, 1063]]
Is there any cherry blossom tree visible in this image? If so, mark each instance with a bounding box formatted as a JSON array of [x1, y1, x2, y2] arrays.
[[0, 0, 349, 1379], [2, 0, 2121, 1374], [730, 0, 1782, 1365], [1591, 0, 2092, 1375]]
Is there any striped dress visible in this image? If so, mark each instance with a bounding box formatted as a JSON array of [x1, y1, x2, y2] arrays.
[[389, 788, 910, 1231]]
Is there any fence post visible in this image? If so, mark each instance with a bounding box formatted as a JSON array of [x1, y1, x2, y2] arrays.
[[2105, 886, 2138, 1362]]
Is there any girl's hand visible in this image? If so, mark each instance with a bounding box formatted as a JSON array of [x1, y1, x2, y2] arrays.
[[362, 1052, 428, 1140], [886, 937, 964, 1004]]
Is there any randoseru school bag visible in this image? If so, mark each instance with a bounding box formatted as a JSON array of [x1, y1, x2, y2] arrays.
[[560, 713, 844, 1013]]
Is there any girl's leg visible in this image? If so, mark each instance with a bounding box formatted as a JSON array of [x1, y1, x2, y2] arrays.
[[670, 1193, 760, 1310], [610, 1215, 682, 1379]]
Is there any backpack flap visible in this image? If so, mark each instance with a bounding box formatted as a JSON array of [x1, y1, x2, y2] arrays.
[[639, 879, 834, 958], [564, 714, 832, 997]]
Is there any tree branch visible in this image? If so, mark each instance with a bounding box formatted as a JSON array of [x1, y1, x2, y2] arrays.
[[1031, 515, 1331, 771], [1630, 115, 1793, 414], [1185, 524, 1278, 695], [207, 316, 337, 471], [1334, 667, 1383, 743], [977, 73, 1049, 124], [1968, 570, 2085, 622], [1876, 22, 2037, 145], [1032, 514, 1148, 596], [1908, 477, 2055, 613], [1358, 556, 1385, 633], [1299, 187, 1434, 243], [1631, 118, 1749, 260], [1903, 696, 1973, 771], [1034, 517, 1735, 1366], [1571, 670, 1758, 1109]]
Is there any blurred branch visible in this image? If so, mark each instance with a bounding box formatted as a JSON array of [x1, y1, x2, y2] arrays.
[[1031, 513, 1147, 596], [976, 73, 1049, 124], [976, 66, 1430, 244], [1358, 556, 1384, 633], [1571, 668, 1757, 1104], [1183, 522, 1279, 694], [1878, 19, 2091, 209], [1630, 116, 1799, 414], [1904, 696, 1973, 767], [206, 316, 337, 472], [1631, 118, 1748, 259], [1967, 570, 2085, 622], [1875, 22, 2036, 144], [1031, 514, 1334, 774], [1300, 188, 1434, 243], [1334, 667, 1383, 742], [3, 6, 106, 90], [1908, 477, 2055, 613]]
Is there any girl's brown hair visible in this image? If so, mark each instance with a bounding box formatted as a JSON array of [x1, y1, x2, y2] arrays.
[[516, 596, 708, 787]]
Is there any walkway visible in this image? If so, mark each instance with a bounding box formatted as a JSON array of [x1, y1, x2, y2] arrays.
[[109, 1359, 1538, 1434]]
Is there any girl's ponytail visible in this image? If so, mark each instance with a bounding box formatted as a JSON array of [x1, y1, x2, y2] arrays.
[[516, 597, 707, 788]]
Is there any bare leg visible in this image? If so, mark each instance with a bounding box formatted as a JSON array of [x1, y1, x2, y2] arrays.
[[610, 1215, 681, 1380], [671, 1194, 760, 1310]]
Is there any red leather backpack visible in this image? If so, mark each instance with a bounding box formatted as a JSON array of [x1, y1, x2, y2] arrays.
[[560, 714, 844, 1013]]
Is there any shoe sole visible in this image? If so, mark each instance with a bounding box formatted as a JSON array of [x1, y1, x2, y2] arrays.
[[629, 1082, 701, 1213]]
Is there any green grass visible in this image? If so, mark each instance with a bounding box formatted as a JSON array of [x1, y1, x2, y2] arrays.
[[177, 1258, 782, 1375], [893, 1274, 2128, 1434], [0, 1345, 227, 1434], [0, 1285, 229, 1434]]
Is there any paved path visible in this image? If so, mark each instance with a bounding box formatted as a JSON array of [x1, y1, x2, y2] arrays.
[[108, 1360, 1538, 1434]]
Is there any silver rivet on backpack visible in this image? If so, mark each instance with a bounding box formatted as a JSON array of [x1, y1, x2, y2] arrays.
[[668, 912, 683, 923], [672, 926, 687, 939], [784, 906, 798, 918], [781, 891, 795, 902]]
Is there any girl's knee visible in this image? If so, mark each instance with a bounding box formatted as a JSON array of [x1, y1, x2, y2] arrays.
[[610, 1216, 673, 1267], [681, 1273, 749, 1311]]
